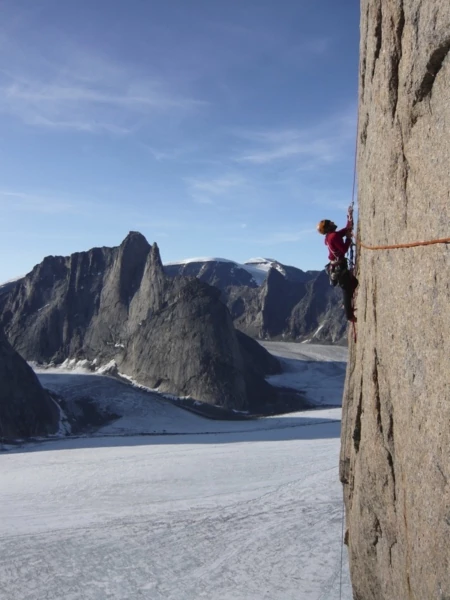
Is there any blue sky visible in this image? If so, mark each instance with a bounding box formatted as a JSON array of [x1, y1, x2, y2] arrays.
[[0, 0, 359, 282]]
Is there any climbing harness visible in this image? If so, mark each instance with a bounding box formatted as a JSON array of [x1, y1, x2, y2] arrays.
[[326, 260, 345, 287]]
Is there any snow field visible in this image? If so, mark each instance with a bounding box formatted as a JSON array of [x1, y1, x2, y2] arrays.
[[0, 342, 352, 599]]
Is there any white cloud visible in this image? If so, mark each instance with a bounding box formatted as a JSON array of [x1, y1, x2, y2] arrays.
[[238, 139, 338, 165], [0, 230, 83, 241], [130, 217, 189, 230], [311, 195, 351, 211], [187, 175, 246, 196], [221, 228, 316, 245], [186, 174, 247, 205], [203, 19, 332, 72], [301, 38, 331, 56], [140, 143, 215, 164], [233, 110, 356, 169], [0, 77, 205, 133], [0, 29, 206, 133], [143, 146, 183, 162], [263, 229, 316, 244], [0, 190, 78, 214], [192, 196, 215, 205]]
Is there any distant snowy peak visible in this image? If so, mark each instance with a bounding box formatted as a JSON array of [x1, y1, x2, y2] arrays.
[[243, 258, 287, 284], [164, 258, 258, 289], [164, 256, 312, 288], [244, 257, 277, 264], [164, 257, 280, 287], [165, 257, 236, 266]]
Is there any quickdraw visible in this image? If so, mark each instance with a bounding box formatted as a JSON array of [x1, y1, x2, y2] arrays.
[[347, 204, 355, 272]]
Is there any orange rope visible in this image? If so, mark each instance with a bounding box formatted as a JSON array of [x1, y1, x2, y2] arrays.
[[358, 237, 450, 250]]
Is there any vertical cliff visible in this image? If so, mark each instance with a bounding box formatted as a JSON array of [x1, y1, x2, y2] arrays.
[[340, 2, 450, 599]]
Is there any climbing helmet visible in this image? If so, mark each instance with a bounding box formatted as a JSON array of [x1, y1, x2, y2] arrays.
[[317, 219, 333, 235]]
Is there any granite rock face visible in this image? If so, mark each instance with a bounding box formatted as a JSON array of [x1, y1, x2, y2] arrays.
[[1, 234, 280, 411], [340, 2, 450, 599], [164, 259, 259, 289], [0, 328, 59, 440]]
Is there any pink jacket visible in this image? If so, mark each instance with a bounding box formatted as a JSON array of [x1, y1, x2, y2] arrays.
[[325, 222, 352, 261]]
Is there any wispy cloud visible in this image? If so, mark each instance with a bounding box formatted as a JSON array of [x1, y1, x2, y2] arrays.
[[139, 142, 218, 164], [0, 190, 79, 214], [238, 138, 338, 165], [221, 228, 316, 245], [1, 77, 206, 134], [264, 230, 316, 244], [129, 217, 190, 230], [205, 19, 332, 71], [0, 27, 206, 134], [311, 195, 351, 211], [0, 230, 83, 241], [186, 174, 247, 205], [192, 196, 215, 206], [142, 145, 185, 162], [233, 109, 356, 169]]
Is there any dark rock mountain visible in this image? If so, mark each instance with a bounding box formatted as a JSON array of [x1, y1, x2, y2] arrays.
[[0, 233, 280, 411], [286, 272, 347, 341], [164, 259, 258, 289], [0, 327, 59, 440], [0, 277, 24, 299], [164, 257, 316, 288], [2, 254, 347, 347], [165, 258, 348, 344], [230, 270, 347, 344]]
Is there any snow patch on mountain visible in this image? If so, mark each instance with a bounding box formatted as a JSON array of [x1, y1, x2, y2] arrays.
[[164, 256, 288, 286], [165, 257, 236, 266], [245, 257, 277, 264], [243, 258, 287, 283]]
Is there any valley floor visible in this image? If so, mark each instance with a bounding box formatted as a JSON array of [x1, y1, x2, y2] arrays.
[[0, 343, 352, 600]]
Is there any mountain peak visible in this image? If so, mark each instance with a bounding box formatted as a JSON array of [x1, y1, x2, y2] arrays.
[[121, 231, 150, 247], [149, 241, 163, 270], [244, 257, 277, 265]]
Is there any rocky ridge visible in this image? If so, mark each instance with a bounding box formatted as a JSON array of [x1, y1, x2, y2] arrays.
[[1, 233, 280, 413]]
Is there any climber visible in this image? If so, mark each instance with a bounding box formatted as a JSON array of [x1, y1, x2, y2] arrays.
[[317, 218, 358, 322]]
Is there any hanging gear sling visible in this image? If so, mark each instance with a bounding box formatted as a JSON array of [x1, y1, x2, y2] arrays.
[[346, 204, 358, 342]]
